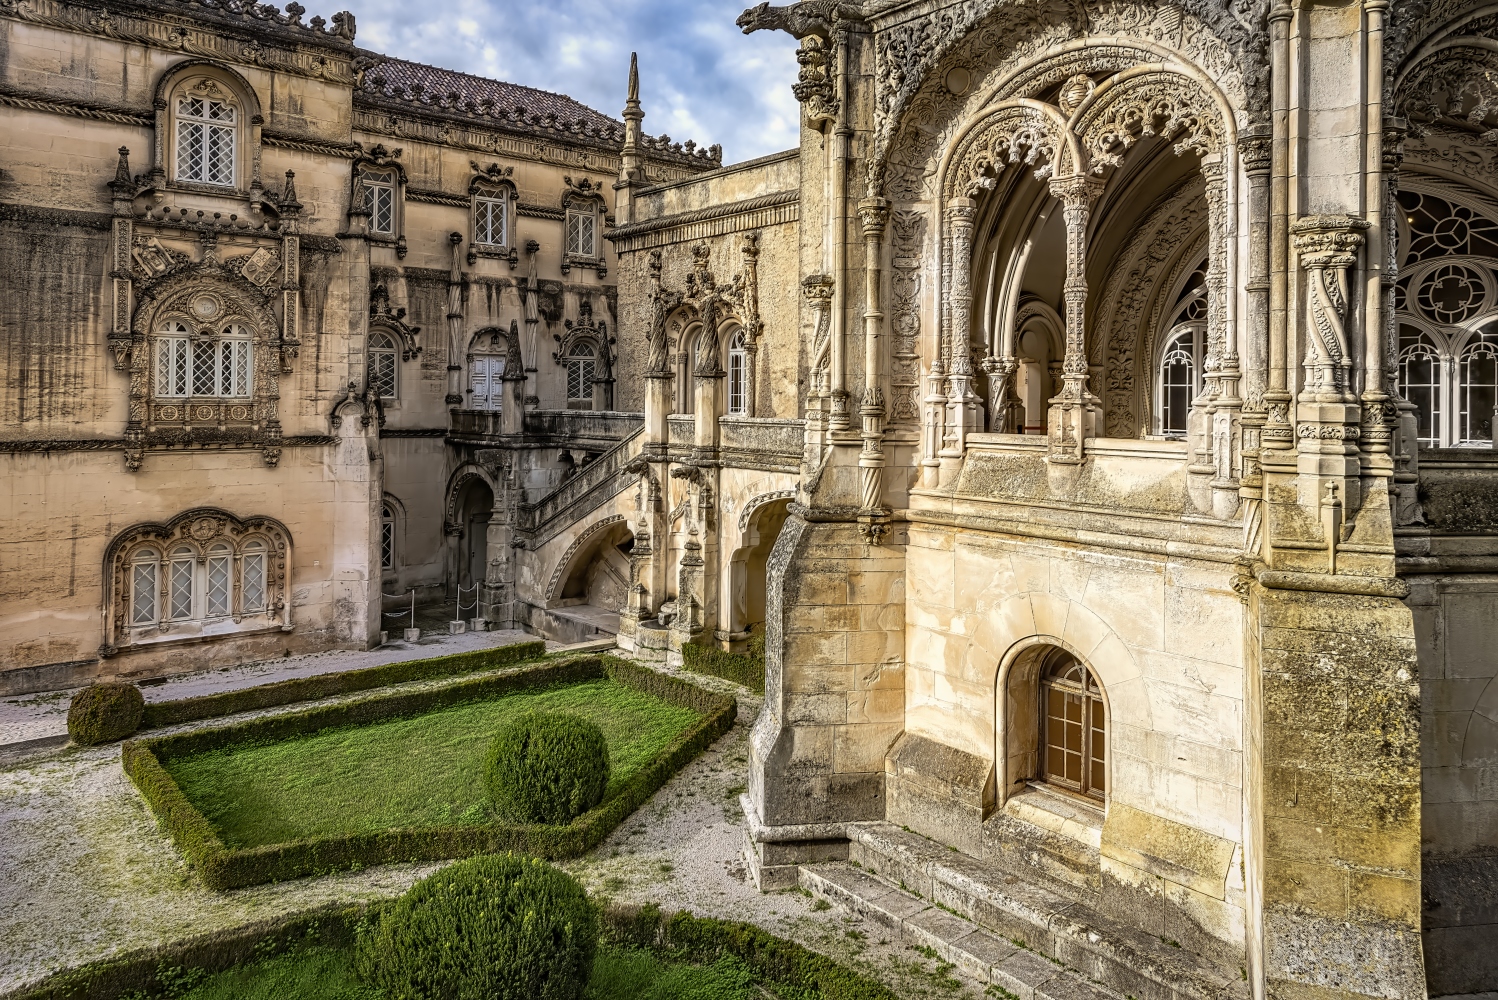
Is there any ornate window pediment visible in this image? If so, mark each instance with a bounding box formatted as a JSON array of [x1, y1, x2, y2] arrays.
[[560, 176, 607, 277], [351, 143, 407, 254], [469, 162, 518, 264], [103, 508, 292, 657]]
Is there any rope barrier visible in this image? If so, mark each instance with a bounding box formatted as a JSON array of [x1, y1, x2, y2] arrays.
[[455, 583, 479, 620], [382, 589, 416, 625]]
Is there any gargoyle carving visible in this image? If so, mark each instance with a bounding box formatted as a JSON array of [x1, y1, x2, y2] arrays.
[[736, 0, 864, 38]]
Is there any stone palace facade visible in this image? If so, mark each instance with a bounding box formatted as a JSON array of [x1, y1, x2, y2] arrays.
[[3, 1, 1498, 999]]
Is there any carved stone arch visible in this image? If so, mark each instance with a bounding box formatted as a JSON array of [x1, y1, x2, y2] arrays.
[[737, 489, 798, 533], [1014, 298, 1067, 362], [1071, 65, 1232, 173], [468, 324, 515, 357], [872, 4, 1262, 198], [154, 59, 264, 120], [444, 465, 497, 533], [370, 283, 421, 360], [545, 513, 628, 604], [940, 99, 1083, 200], [102, 506, 293, 655], [1095, 176, 1210, 437]]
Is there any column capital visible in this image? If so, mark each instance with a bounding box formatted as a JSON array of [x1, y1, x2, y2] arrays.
[[1240, 123, 1274, 176], [946, 197, 977, 223], [857, 198, 890, 238], [1291, 215, 1370, 268], [1047, 174, 1104, 209]]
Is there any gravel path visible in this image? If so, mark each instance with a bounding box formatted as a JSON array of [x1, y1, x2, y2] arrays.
[[0, 653, 983, 999]]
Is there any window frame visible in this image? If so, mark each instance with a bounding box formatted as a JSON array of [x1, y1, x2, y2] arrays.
[[726, 328, 749, 416], [474, 190, 510, 248], [363, 170, 399, 237], [1156, 324, 1205, 438], [154, 321, 253, 400], [1039, 651, 1106, 802], [565, 206, 599, 259], [565, 342, 597, 409], [368, 331, 399, 400], [174, 91, 238, 188], [380, 505, 396, 572]]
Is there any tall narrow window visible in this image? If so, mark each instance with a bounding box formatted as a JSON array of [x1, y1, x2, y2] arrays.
[[365, 173, 397, 236], [1460, 328, 1498, 445], [566, 343, 597, 407], [381, 505, 396, 571], [1397, 327, 1443, 448], [176, 93, 236, 186], [566, 208, 597, 257], [206, 544, 232, 618], [368, 332, 398, 400], [727, 329, 748, 415], [157, 323, 191, 397], [1158, 326, 1204, 437], [131, 549, 161, 626], [242, 541, 266, 614], [475, 192, 507, 246], [1041, 650, 1105, 800], [168, 546, 196, 622]]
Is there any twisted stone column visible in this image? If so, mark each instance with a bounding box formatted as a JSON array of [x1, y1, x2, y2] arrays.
[[1292, 216, 1369, 403], [857, 198, 891, 540]]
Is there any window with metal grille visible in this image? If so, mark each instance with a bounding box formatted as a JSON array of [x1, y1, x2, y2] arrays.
[[156, 325, 253, 398], [368, 332, 398, 399], [1041, 650, 1105, 800], [206, 545, 233, 618], [727, 329, 748, 415], [131, 550, 160, 626], [1158, 326, 1203, 438], [242, 541, 266, 613], [475, 193, 507, 246], [176, 95, 236, 186], [364, 173, 397, 235], [381, 505, 395, 570], [566, 343, 596, 405], [566, 209, 597, 257], [168, 547, 196, 621], [1460, 328, 1498, 445]]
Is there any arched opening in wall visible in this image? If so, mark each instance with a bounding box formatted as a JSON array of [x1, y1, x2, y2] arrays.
[[728, 497, 791, 641], [551, 520, 634, 637], [999, 642, 1108, 805], [453, 477, 493, 596]]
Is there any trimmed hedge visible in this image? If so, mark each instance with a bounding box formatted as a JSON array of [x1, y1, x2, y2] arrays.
[[680, 630, 765, 693], [357, 854, 597, 1000], [486, 713, 611, 824], [604, 903, 899, 1000], [67, 683, 146, 745], [140, 639, 546, 729], [5, 901, 896, 1000], [123, 655, 735, 890]]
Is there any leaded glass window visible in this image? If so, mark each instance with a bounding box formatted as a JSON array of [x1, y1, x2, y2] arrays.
[[566, 208, 597, 257], [365, 173, 396, 235], [475, 193, 507, 246], [381, 506, 395, 571], [566, 343, 596, 406], [169, 547, 195, 621], [131, 550, 160, 626], [369, 332, 398, 399], [176, 94, 236, 186], [242, 541, 266, 614], [206, 545, 232, 618], [156, 325, 253, 398]]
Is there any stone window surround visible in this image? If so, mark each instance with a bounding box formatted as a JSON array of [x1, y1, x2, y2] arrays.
[[154, 61, 265, 199], [102, 508, 293, 657]]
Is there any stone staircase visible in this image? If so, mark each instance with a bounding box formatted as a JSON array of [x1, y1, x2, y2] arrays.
[[798, 822, 1249, 1000]]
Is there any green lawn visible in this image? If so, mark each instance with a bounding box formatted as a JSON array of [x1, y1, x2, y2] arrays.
[[164, 680, 701, 848], [156, 944, 760, 1000]]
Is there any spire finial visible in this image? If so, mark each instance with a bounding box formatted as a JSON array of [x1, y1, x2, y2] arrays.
[[628, 51, 639, 105]]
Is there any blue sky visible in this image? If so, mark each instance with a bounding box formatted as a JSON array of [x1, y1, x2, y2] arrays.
[[344, 0, 803, 164]]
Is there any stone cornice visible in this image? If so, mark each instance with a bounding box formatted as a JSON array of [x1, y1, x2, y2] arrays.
[[353, 109, 634, 180], [405, 187, 469, 208], [608, 191, 800, 252], [0, 202, 114, 231], [0, 84, 153, 126], [261, 131, 360, 158], [0, 0, 358, 84]]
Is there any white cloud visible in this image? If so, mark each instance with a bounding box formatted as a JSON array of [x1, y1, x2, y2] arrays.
[[336, 0, 801, 163]]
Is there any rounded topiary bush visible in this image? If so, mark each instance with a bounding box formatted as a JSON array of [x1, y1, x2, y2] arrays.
[[485, 711, 610, 825], [357, 853, 598, 1000], [67, 682, 145, 746]]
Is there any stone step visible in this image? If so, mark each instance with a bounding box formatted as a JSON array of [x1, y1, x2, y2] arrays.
[[844, 822, 1248, 1000], [800, 862, 1123, 1000]]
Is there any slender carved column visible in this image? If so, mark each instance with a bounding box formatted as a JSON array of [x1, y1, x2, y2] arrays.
[[939, 198, 981, 477], [444, 231, 465, 406], [1264, 3, 1295, 452], [1292, 216, 1369, 403], [1239, 125, 1274, 508], [741, 233, 762, 417], [279, 171, 303, 378], [1046, 176, 1104, 465], [857, 198, 890, 541], [107, 147, 136, 373], [803, 274, 836, 463], [644, 251, 674, 462]]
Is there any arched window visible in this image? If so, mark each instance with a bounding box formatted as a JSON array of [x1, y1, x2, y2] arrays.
[[566, 343, 597, 409], [205, 544, 233, 618], [1398, 327, 1444, 448], [1460, 326, 1498, 445], [175, 84, 237, 187], [242, 540, 267, 614], [168, 546, 196, 622], [1395, 187, 1498, 447], [380, 505, 396, 571], [1158, 326, 1204, 438], [727, 329, 749, 415], [155, 322, 252, 399], [130, 548, 161, 626], [368, 332, 398, 400], [1041, 649, 1105, 800]]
